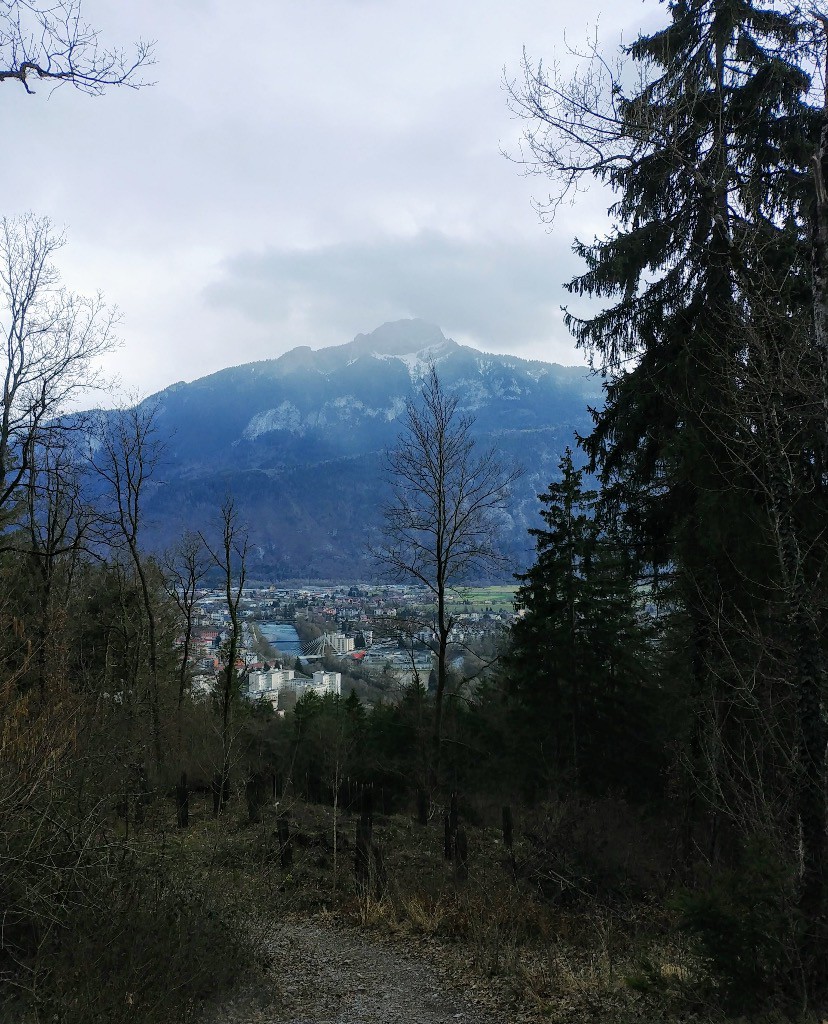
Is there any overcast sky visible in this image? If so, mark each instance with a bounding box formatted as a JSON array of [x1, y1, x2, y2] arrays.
[[0, 0, 661, 400]]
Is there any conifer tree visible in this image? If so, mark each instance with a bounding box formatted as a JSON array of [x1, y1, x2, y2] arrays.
[[509, 451, 659, 798], [509, 0, 810, 577], [510, 0, 828, 986]]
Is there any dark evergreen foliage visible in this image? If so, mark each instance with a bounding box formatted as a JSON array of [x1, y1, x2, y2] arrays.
[[508, 0, 828, 1002], [508, 450, 663, 799]]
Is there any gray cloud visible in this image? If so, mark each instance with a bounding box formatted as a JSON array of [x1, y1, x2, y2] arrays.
[[204, 229, 601, 363], [0, 0, 657, 395]]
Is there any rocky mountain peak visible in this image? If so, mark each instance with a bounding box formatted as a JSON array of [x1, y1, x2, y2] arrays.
[[348, 318, 455, 358], [89, 320, 601, 578]]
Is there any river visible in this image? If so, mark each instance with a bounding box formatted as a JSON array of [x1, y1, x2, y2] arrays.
[[258, 621, 302, 657]]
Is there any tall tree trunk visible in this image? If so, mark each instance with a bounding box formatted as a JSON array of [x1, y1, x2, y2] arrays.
[[799, 17, 828, 968], [432, 573, 448, 789]]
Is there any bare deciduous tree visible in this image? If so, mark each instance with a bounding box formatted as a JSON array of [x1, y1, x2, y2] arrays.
[[201, 496, 248, 816], [0, 214, 117, 531], [503, 39, 632, 223], [378, 366, 519, 785], [91, 401, 164, 769], [162, 530, 209, 748], [0, 0, 154, 94], [20, 423, 95, 697]]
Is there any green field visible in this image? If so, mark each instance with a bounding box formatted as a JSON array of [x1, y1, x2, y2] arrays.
[[445, 585, 517, 613]]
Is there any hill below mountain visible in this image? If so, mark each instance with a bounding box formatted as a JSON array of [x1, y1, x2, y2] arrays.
[[130, 319, 601, 579]]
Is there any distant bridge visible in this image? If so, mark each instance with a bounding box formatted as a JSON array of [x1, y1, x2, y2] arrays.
[[299, 633, 331, 660]]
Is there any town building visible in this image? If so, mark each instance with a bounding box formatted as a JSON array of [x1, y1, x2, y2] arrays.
[[329, 633, 354, 655], [246, 667, 341, 705]]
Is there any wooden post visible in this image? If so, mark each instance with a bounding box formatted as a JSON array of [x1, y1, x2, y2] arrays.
[[211, 772, 222, 817], [246, 772, 265, 824], [502, 805, 513, 850], [454, 826, 469, 884], [134, 763, 149, 825], [361, 784, 374, 830], [372, 841, 387, 898], [416, 788, 428, 825], [355, 821, 371, 893], [355, 787, 374, 894], [176, 771, 189, 828], [277, 813, 293, 870], [444, 790, 459, 860], [502, 803, 516, 876]]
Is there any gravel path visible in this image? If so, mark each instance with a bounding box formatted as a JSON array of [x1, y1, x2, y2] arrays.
[[212, 918, 503, 1024]]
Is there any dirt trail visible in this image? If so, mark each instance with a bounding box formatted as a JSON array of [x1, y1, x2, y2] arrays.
[[210, 917, 505, 1024]]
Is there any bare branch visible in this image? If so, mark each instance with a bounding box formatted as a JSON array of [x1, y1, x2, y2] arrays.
[[0, 0, 155, 95], [0, 214, 119, 530], [376, 366, 520, 785]]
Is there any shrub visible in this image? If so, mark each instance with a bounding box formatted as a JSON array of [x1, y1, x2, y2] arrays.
[[31, 855, 254, 1023], [520, 797, 669, 904], [674, 837, 801, 1011], [0, 683, 259, 1022]]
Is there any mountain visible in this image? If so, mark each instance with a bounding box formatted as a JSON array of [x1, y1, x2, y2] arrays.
[[129, 320, 601, 579]]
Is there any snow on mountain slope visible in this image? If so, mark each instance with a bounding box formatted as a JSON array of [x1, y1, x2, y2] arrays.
[[97, 319, 599, 578]]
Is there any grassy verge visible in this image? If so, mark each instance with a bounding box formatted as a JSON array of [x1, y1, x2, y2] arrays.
[[5, 800, 270, 1024], [167, 795, 728, 1024], [30, 791, 807, 1024]]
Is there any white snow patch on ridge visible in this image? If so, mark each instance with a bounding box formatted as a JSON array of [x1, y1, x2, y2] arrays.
[[242, 402, 303, 439], [372, 341, 453, 380], [329, 395, 406, 421], [385, 396, 405, 421], [454, 377, 489, 410], [241, 394, 408, 439]]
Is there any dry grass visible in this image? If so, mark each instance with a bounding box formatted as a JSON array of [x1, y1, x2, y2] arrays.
[[172, 796, 720, 1023], [154, 795, 818, 1024]]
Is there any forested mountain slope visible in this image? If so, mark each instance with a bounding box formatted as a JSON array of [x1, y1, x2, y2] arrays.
[[124, 319, 599, 578]]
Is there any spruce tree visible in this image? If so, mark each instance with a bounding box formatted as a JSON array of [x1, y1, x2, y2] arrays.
[[511, 0, 810, 587], [510, 451, 660, 798], [511, 0, 828, 988]]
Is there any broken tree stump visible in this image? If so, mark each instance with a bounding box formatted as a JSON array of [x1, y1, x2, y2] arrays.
[[246, 771, 269, 824]]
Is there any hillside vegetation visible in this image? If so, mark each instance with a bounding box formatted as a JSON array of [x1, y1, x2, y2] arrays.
[[6, 0, 828, 1019]]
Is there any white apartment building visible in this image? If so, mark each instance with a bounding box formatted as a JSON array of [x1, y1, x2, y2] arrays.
[[311, 670, 341, 696], [247, 668, 295, 696], [247, 667, 341, 703], [329, 633, 354, 655]]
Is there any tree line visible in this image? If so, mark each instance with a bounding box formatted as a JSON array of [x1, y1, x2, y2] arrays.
[[6, 0, 828, 1018], [499, 0, 828, 1008]]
